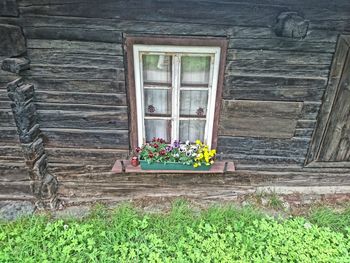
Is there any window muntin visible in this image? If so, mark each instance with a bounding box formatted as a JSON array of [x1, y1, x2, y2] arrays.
[[133, 45, 221, 147]]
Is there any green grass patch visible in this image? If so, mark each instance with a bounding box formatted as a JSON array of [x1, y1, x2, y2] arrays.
[[308, 206, 350, 234], [1, 201, 350, 262]]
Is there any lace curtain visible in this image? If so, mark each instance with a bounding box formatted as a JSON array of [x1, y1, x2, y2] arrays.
[[142, 54, 211, 143]]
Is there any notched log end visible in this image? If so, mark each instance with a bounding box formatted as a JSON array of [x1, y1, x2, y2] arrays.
[[1, 57, 30, 74]]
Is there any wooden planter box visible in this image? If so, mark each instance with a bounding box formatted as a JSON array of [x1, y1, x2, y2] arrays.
[[140, 160, 212, 171]]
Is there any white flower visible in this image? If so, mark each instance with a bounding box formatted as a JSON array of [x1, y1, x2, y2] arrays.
[[63, 224, 69, 230], [179, 145, 187, 152], [304, 222, 312, 229], [190, 145, 198, 152], [185, 140, 190, 145], [186, 150, 193, 157]]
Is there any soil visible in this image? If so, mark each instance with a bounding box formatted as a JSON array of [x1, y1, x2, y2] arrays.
[[2, 192, 350, 221]]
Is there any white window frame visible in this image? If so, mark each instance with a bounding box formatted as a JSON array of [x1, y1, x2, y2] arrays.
[[133, 44, 221, 148]]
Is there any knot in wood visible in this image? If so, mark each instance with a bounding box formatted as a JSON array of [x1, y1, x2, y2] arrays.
[[274, 11, 309, 39]]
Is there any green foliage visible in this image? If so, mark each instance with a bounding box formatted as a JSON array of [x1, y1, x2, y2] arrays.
[[1, 201, 350, 262], [137, 138, 216, 167], [309, 206, 350, 234]]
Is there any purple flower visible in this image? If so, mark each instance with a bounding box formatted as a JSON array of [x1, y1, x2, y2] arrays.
[[173, 140, 180, 148], [166, 145, 173, 152]]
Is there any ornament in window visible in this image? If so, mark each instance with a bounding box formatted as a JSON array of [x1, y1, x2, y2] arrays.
[[196, 107, 204, 116], [148, 105, 156, 113]]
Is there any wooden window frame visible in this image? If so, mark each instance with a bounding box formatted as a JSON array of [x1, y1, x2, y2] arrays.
[[125, 35, 228, 150]]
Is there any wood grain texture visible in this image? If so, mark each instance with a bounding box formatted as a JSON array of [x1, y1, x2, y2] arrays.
[[219, 100, 302, 138], [224, 75, 327, 101], [0, 127, 20, 144], [26, 78, 126, 93], [26, 39, 123, 55], [52, 164, 350, 205], [217, 136, 309, 165], [41, 128, 129, 149], [46, 147, 129, 165], [307, 36, 350, 164], [0, 145, 24, 162], [1, 0, 350, 201], [0, 0, 19, 17], [0, 109, 15, 127], [34, 91, 127, 106], [15, 0, 350, 33], [318, 47, 350, 161], [37, 109, 128, 130], [22, 64, 125, 80]]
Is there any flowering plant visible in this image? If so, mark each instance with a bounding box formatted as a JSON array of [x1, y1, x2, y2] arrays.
[[135, 137, 216, 168]]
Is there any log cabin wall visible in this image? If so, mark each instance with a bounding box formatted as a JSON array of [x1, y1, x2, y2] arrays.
[[0, 0, 35, 201], [0, 0, 350, 203]]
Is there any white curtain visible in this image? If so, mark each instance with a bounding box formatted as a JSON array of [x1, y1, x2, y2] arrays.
[[145, 119, 171, 142], [142, 54, 211, 143], [180, 56, 210, 142]]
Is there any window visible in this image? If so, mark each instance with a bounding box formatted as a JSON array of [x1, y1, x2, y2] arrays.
[[126, 36, 227, 149]]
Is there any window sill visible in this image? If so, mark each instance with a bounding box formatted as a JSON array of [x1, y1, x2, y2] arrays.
[[112, 160, 235, 174]]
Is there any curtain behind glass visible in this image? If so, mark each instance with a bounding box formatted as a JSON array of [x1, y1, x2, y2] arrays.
[[179, 56, 211, 142], [142, 54, 172, 142]]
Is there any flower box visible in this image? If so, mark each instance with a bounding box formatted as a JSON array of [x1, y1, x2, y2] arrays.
[[140, 160, 211, 171]]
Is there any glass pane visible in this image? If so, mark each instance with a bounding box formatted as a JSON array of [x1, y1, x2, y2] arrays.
[[142, 55, 172, 84], [144, 89, 172, 116], [179, 120, 206, 143], [145, 119, 171, 142], [180, 90, 208, 117], [181, 56, 211, 85]]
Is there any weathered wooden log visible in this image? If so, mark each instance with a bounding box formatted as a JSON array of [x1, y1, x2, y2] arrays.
[[0, 24, 26, 57], [0, 0, 19, 17], [1, 57, 30, 74], [219, 100, 302, 138], [6, 78, 58, 208]]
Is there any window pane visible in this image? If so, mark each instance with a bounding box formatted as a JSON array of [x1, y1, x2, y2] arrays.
[[142, 55, 172, 84], [145, 119, 171, 142], [179, 120, 206, 142], [144, 89, 172, 116], [181, 56, 211, 85], [180, 90, 208, 117]]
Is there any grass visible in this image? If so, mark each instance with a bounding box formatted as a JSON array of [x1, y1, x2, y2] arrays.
[[308, 205, 350, 233], [1, 200, 350, 262], [254, 190, 285, 209]]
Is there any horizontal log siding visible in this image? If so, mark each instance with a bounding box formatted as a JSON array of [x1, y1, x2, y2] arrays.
[[0, 61, 30, 195], [1, 0, 349, 175]]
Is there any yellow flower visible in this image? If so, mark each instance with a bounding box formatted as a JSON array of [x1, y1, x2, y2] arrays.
[[195, 139, 202, 145], [193, 163, 199, 168]]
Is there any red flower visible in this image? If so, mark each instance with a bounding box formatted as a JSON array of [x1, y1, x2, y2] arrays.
[[135, 147, 141, 153], [159, 149, 166, 155], [148, 152, 154, 158], [153, 143, 159, 148]]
